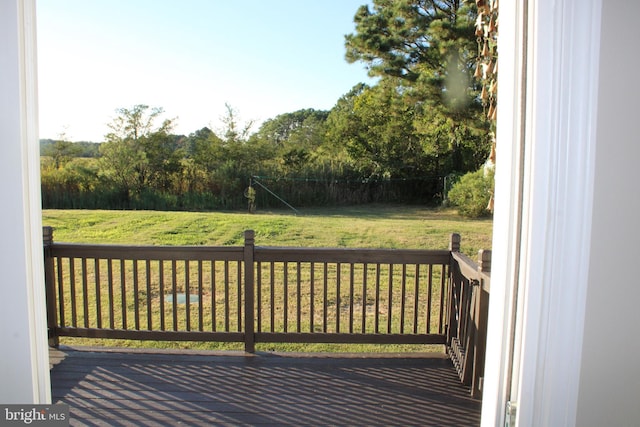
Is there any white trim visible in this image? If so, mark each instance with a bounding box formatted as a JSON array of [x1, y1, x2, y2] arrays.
[[480, 0, 527, 424], [20, 0, 51, 403], [482, 0, 602, 425], [0, 0, 50, 403]]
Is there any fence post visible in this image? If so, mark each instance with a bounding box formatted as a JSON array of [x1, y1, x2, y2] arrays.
[[472, 249, 491, 398], [244, 230, 255, 353], [449, 233, 461, 252], [43, 226, 58, 347]]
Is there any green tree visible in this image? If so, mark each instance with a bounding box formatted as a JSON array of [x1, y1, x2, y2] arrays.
[[255, 109, 328, 147], [253, 109, 329, 175], [345, 0, 478, 106], [218, 103, 254, 145], [350, 80, 424, 179], [345, 1, 490, 176], [324, 83, 368, 164], [42, 132, 82, 169], [99, 104, 182, 196]]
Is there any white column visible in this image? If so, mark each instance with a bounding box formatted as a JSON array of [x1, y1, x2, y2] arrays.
[[0, 0, 51, 403]]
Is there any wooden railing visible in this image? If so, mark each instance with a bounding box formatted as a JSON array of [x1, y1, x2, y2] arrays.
[[447, 233, 491, 398], [43, 227, 489, 396]]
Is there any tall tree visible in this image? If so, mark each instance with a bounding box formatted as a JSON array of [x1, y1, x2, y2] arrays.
[[42, 131, 81, 169], [218, 103, 254, 145], [345, 1, 490, 175], [327, 80, 428, 179], [253, 109, 329, 174], [345, 0, 477, 105], [99, 105, 182, 195]]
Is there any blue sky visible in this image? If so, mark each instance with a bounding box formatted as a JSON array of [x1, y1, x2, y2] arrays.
[[36, 0, 373, 142]]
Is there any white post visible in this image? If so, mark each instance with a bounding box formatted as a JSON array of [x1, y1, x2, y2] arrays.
[[0, 0, 51, 403]]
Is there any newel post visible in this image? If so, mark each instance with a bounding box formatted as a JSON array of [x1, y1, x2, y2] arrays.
[[449, 233, 461, 252], [478, 249, 491, 273], [243, 230, 255, 353], [43, 226, 58, 347]]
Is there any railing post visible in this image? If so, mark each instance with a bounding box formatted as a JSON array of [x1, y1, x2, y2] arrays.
[[43, 226, 58, 347], [478, 249, 491, 273], [243, 230, 255, 353], [449, 233, 461, 252], [472, 249, 491, 398]]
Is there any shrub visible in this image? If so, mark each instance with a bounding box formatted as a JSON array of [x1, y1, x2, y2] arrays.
[[447, 169, 494, 218]]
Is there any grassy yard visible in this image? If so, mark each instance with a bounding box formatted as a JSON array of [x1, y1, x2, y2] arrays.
[[42, 205, 492, 353], [42, 205, 492, 256]]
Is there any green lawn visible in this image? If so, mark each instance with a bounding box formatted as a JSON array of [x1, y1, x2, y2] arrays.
[[42, 205, 492, 257]]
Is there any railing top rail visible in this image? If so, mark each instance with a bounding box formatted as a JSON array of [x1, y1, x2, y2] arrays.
[[49, 242, 244, 261], [254, 246, 451, 264], [451, 251, 491, 291]]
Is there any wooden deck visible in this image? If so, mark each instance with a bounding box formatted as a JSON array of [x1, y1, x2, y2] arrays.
[[50, 347, 481, 426]]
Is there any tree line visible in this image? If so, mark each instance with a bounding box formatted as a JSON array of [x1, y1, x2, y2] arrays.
[[41, 1, 493, 213]]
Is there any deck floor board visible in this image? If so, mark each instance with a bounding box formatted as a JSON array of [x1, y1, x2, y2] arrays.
[[50, 347, 481, 426]]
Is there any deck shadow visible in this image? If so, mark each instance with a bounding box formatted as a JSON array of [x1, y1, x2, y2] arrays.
[[50, 347, 481, 426]]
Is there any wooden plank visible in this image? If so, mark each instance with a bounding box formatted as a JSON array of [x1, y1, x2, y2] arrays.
[[56, 257, 65, 327], [323, 263, 328, 333], [95, 259, 102, 329], [296, 261, 302, 333], [223, 260, 230, 332], [375, 264, 381, 334], [107, 259, 115, 329], [361, 263, 368, 334], [69, 258, 77, 327], [210, 260, 216, 332], [400, 264, 406, 334], [413, 264, 419, 334], [185, 260, 191, 331], [171, 259, 178, 331], [198, 260, 203, 331], [472, 286, 490, 398], [236, 261, 242, 333], [349, 263, 355, 334], [158, 260, 165, 331], [50, 349, 481, 427], [132, 259, 139, 330], [254, 247, 451, 264], [270, 262, 275, 333], [439, 264, 447, 334], [55, 327, 244, 342], [51, 244, 244, 261], [81, 258, 89, 328], [145, 259, 152, 331], [283, 261, 289, 333], [120, 259, 127, 329], [387, 264, 393, 334], [254, 332, 447, 344], [451, 251, 479, 282], [336, 262, 341, 333], [310, 262, 315, 333], [427, 264, 433, 334]]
